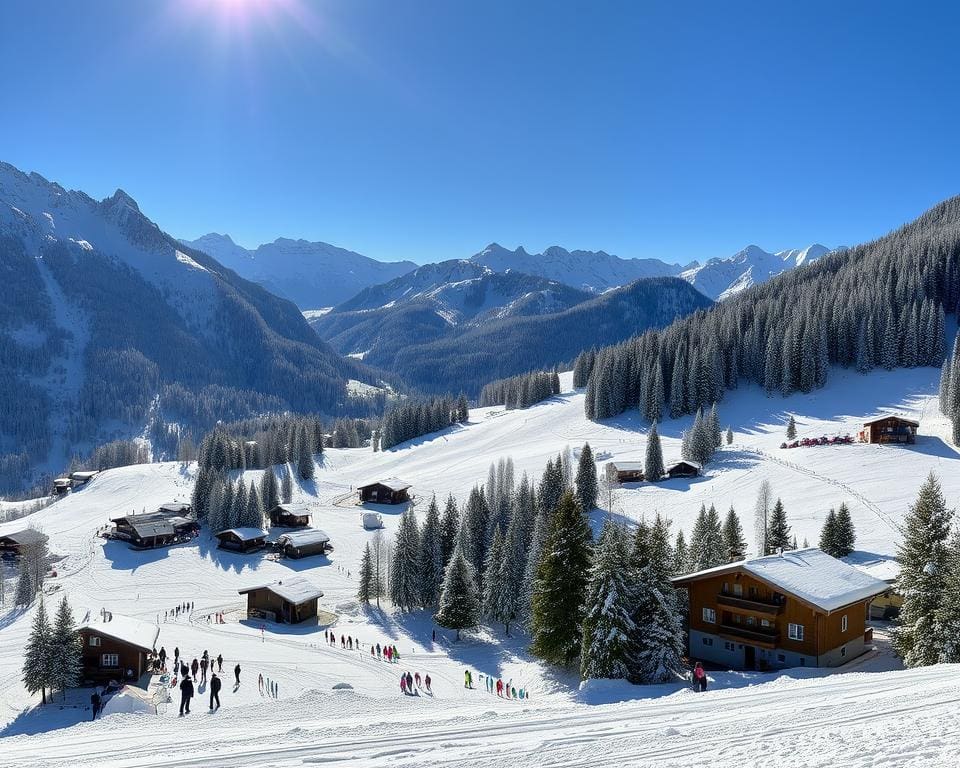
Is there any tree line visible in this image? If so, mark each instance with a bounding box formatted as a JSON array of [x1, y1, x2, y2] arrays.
[[939, 335, 960, 446], [376, 394, 468, 451], [479, 369, 561, 410]]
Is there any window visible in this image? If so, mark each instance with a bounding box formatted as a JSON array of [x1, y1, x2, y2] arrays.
[[101, 653, 119, 668], [760, 619, 772, 628], [724, 642, 735, 651], [788, 623, 804, 641], [732, 583, 743, 597], [748, 586, 758, 598], [841, 646, 847, 658], [746, 616, 756, 626], [733, 614, 742, 624], [702, 637, 714, 647], [841, 615, 848, 633], [88, 636, 101, 647], [702, 607, 716, 624], [777, 654, 785, 662]]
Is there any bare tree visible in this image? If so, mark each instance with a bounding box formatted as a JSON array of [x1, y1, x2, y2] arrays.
[[753, 479, 773, 557]]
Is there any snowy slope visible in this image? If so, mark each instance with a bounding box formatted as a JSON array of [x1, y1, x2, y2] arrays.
[[681, 244, 831, 300], [1, 364, 958, 765], [181, 233, 417, 309]]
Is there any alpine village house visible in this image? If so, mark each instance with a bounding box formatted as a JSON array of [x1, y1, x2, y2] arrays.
[[673, 548, 889, 670]]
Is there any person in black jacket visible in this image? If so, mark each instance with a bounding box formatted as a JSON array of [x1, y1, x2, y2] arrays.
[[179, 675, 194, 715], [90, 690, 101, 720], [209, 673, 222, 710], [234, 663, 241, 685]]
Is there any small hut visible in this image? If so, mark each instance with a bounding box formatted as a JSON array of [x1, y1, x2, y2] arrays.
[[53, 477, 73, 495], [0, 528, 49, 557], [605, 461, 645, 484], [268, 503, 312, 528], [276, 528, 331, 559], [215, 528, 268, 553], [239, 576, 324, 624], [858, 416, 919, 445], [357, 478, 411, 505], [664, 459, 701, 479]]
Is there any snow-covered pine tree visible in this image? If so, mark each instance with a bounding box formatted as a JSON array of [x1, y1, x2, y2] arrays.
[[725, 426, 733, 445], [493, 496, 527, 636], [894, 472, 953, 667], [537, 457, 564, 520], [22, 598, 53, 705], [703, 504, 726, 566], [357, 543, 374, 604], [231, 480, 247, 530], [644, 421, 665, 482], [206, 477, 226, 534], [389, 509, 421, 611], [482, 526, 507, 626], [754, 479, 772, 556], [722, 506, 747, 561], [520, 506, 549, 630], [575, 443, 598, 512], [191, 467, 213, 522], [686, 505, 708, 571], [297, 424, 315, 481], [834, 502, 856, 557], [50, 595, 81, 700], [461, 486, 490, 587], [786, 415, 797, 440], [434, 540, 480, 640], [260, 469, 279, 514], [672, 530, 688, 576], [456, 392, 470, 423], [766, 498, 791, 554], [14, 554, 34, 606], [241, 482, 264, 529], [280, 466, 293, 503], [440, 494, 460, 568], [709, 403, 722, 448], [935, 527, 960, 662], [418, 496, 444, 607], [819, 508, 838, 557], [580, 521, 636, 681], [530, 491, 593, 667]]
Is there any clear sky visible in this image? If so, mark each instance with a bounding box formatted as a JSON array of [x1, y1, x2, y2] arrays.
[[2, 1, 959, 265]]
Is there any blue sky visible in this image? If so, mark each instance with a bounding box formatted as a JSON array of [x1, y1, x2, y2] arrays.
[[1, 1, 958, 265]]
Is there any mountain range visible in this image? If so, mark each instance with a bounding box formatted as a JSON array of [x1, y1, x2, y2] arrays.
[[681, 243, 830, 300]]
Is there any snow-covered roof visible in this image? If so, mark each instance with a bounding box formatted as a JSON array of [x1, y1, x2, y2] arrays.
[[359, 477, 411, 492], [843, 552, 901, 583], [215, 527, 267, 541], [271, 502, 312, 516], [129, 520, 175, 538], [0, 528, 48, 545], [277, 528, 330, 547], [666, 459, 702, 470], [609, 461, 644, 472], [238, 575, 324, 604], [158, 502, 191, 514], [673, 548, 890, 612], [69, 471, 98, 481], [863, 415, 919, 427], [78, 614, 159, 652]]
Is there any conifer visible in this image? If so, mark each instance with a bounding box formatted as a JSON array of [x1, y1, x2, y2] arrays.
[[434, 541, 480, 640], [575, 443, 598, 512], [766, 498, 791, 554]]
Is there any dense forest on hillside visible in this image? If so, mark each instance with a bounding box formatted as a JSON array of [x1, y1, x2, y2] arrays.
[[576, 197, 960, 421]]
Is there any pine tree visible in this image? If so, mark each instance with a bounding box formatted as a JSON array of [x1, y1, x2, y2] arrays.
[[50, 596, 82, 700], [297, 424, 315, 481], [721, 507, 747, 561], [15, 555, 35, 606], [241, 482, 264, 529], [434, 540, 480, 640], [530, 491, 593, 667], [440, 494, 460, 568], [419, 497, 444, 607], [580, 521, 636, 680], [357, 543, 375, 604], [280, 466, 293, 504], [644, 421, 665, 482], [709, 402, 722, 448], [461, 486, 490, 586], [725, 426, 733, 445], [456, 392, 470, 423], [482, 526, 508, 627], [260, 469, 279, 514], [894, 473, 953, 667], [766, 498, 791, 554], [819, 508, 838, 557], [389, 509, 421, 611], [22, 598, 53, 705], [672, 530, 688, 575], [786, 415, 797, 440], [833, 503, 856, 557], [231, 480, 247, 530], [575, 443, 598, 512], [936, 528, 960, 662], [494, 497, 528, 636]]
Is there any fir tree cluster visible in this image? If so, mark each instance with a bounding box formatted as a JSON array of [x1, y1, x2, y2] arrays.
[[818, 503, 856, 558], [680, 403, 722, 467], [938, 335, 960, 446], [479, 369, 561, 409], [377, 395, 468, 451], [22, 596, 82, 706], [193, 468, 285, 534], [196, 417, 325, 474]]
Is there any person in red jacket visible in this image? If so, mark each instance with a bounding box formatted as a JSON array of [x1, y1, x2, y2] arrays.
[[692, 662, 708, 692]]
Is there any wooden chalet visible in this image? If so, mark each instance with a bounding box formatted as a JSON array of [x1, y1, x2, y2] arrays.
[[239, 576, 323, 624], [215, 528, 268, 553], [268, 502, 312, 528], [0, 528, 49, 557], [605, 461, 645, 484], [673, 548, 888, 670], [53, 477, 73, 495], [664, 459, 701, 479], [77, 614, 159, 683], [110, 508, 198, 549], [276, 528, 331, 559], [357, 477, 411, 505], [157, 502, 192, 516], [69, 470, 98, 487], [846, 555, 902, 620], [859, 415, 919, 445]]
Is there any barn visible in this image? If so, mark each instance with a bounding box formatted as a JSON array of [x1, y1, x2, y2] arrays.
[[357, 478, 411, 505], [77, 614, 159, 684], [215, 528, 268, 553], [605, 461, 645, 484], [858, 416, 919, 445], [0, 528, 49, 557], [239, 576, 324, 624], [665, 459, 701, 479], [276, 528, 331, 559], [268, 503, 312, 528]]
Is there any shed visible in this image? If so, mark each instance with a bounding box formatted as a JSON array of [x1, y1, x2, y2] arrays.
[[859, 416, 919, 445], [0, 528, 49, 556], [357, 477, 411, 505], [605, 461, 645, 484], [665, 460, 701, 479], [276, 528, 331, 559], [239, 576, 324, 623], [268, 503, 312, 528], [53, 477, 73, 495], [77, 614, 158, 683], [215, 528, 268, 553]]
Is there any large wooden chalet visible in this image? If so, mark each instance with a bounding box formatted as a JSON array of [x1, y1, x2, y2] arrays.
[[673, 548, 888, 670], [358, 478, 411, 505], [110, 504, 198, 549], [0, 528, 48, 557], [77, 614, 159, 683], [239, 576, 323, 624], [268, 503, 312, 528], [859, 415, 919, 445]]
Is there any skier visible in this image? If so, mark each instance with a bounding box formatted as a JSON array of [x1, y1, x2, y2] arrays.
[[392, 645, 400, 662], [414, 672, 421, 688], [376, 643, 381, 659], [90, 689, 101, 720], [179, 675, 194, 715], [400, 676, 407, 695], [692, 662, 707, 692], [209, 673, 221, 710], [424, 674, 432, 692], [405, 671, 413, 692], [234, 663, 241, 686], [464, 669, 472, 689], [200, 656, 208, 683], [496, 679, 503, 696], [217, 653, 223, 672]]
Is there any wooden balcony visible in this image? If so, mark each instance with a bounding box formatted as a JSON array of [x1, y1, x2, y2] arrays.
[[718, 622, 780, 649], [717, 592, 784, 616]]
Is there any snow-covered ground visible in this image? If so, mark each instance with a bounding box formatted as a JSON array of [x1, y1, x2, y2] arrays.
[[1, 365, 959, 766]]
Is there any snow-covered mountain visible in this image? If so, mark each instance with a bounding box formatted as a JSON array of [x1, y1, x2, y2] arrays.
[[180, 233, 417, 309], [0, 162, 384, 492], [681, 243, 831, 300], [469, 242, 690, 293]]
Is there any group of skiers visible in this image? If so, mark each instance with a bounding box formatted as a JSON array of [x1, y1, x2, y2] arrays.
[[164, 602, 194, 622], [372, 642, 401, 663], [325, 630, 364, 651], [399, 670, 431, 695]]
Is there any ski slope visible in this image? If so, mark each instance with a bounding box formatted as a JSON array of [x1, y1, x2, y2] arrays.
[[1, 364, 959, 766]]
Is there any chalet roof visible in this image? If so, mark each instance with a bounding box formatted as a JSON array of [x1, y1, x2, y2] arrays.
[[78, 614, 159, 652], [862, 415, 919, 427], [665, 459, 702, 470], [270, 503, 312, 517], [843, 552, 901, 584], [54, 478, 72, 487], [158, 502, 191, 514], [609, 461, 644, 472], [69, 471, 98, 481], [129, 520, 175, 538], [673, 548, 889, 613], [215, 527, 268, 541], [0, 529, 48, 546], [358, 477, 411, 492], [238, 575, 324, 605], [277, 528, 330, 547]]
